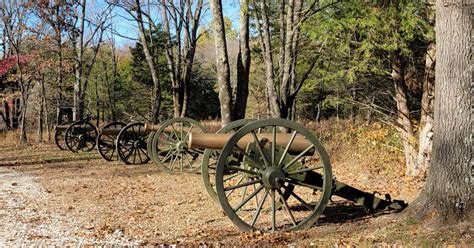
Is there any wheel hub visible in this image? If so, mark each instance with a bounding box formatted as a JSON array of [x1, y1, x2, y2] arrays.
[[175, 141, 186, 152], [262, 167, 286, 189], [133, 139, 143, 148]]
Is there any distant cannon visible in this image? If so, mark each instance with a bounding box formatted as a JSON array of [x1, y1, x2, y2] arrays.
[[146, 118, 207, 174], [54, 120, 98, 152], [191, 118, 407, 232]]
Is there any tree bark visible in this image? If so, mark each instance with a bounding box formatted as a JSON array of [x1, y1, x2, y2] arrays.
[[135, 0, 161, 124], [210, 0, 232, 125], [73, 0, 86, 121], [232, 0, 250, 120], [407, 0, 473, 225], [417, 0, 436, 173], [391, 50, 417, 176], [37, 80, 44, 142], [253, 0, 280, 118]]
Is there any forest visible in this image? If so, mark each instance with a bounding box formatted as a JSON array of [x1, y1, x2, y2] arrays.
[[0, 0, 471, 246]]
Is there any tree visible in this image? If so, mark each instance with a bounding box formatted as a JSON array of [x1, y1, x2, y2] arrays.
[[208, 0, 250, 124], [302, 0, 433, 176], [407, 0, 473, 225], [416, 0, 436, 173], [70, 0, 111, 121], [0, 0, 33, 142], [251, 0, 338, 119], [209, 0, 232, 125], [33, 0, 76, 125], [233, 0, 251, 120], [160, 0, 204, 118]]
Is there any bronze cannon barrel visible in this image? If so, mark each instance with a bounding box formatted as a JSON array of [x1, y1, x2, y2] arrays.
[[187, 133, 313, 153], [100, 128, 124, 135], [54, 125, 70, 131], [144, 123, 201, 133]]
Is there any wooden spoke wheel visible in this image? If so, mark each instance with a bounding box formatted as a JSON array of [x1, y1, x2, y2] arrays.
[[215, 119, 333, 232], [116, 122, 150, 165], [150, 117, 207, 174], [202, 119, 253, 204], [54, 122, 70, 150], [65, 120, 98, 152], [96, 121, 126, 161]]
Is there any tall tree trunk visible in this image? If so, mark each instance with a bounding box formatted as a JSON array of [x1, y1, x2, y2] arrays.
[[417, 0, 436, 173], [280, 0, 295, 118], [391, 50, 417, 176], [210, 0, 232, 126], [41, 76, 50, 141], [407, 0, 472, 225], [254, 0, 280, 118], [95, 77, 99, 128], [73, 0, 86, 121], [135, 0, 161, 124], [232, 0, 250, 120], [37, 80, 44, 142], [56, 34, 63, 125], [161, 3, 180, 118], [3, 101, 11, 129]]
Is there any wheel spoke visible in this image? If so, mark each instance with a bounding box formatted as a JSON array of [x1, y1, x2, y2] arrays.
[[250, 189, 269, 227], [277, 189, 297, 226], [226, 175, 244, 197], [224, 166, 261, 176], [234, 146, 264, 169], [251, 131, 270, 168], [286, 178, 322, 191], [223, 173, 240, 182], [271, 189, 276, 232], [182, 123, 194, 143], [225, 178, 262, 192], [271, 126, 276, 166], [278, 131, 297, 167], [233, 184, 264, 212], [137, 146, 143, 163], [161, 149, 176, 163], [286, 166, 324, 175], [282, 144, 315, 170], [286, 187, 314, 211]]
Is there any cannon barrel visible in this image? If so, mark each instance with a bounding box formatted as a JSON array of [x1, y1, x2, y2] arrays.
[[144, 123, 201, 133], [188, 132, 313, 153], [54, 125, 70, 131], [100, 128, 125, 135]]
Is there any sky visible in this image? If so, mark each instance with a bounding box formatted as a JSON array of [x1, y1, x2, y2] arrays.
[[109, 0, 241, 48]]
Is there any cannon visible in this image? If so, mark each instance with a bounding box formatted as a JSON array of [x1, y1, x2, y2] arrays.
[[191, 118, 407, 232], [53, 120, 98, 152], [114, 122, 152, 165], [145, 117, 207, 174], [54, 122, 72, 150], [93, 118, 205, 166], [96, 121, 126, 161]]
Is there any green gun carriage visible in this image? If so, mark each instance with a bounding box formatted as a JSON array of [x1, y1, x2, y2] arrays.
[[145, 117, 207, 174], [190, 118, 407, 232]]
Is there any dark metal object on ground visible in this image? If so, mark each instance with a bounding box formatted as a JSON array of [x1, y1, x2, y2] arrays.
[[54, 122, 71, 150], [116, 122, 150, 165], [96, 121, 126, 161], [64, 120, 98, 152]]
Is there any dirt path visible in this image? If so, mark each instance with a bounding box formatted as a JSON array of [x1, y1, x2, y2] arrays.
[[0, 167, 142, 246], [0, 143, 471, 246]]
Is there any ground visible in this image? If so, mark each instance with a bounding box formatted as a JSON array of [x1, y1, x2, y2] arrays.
[[0, 122, 472, 246]]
